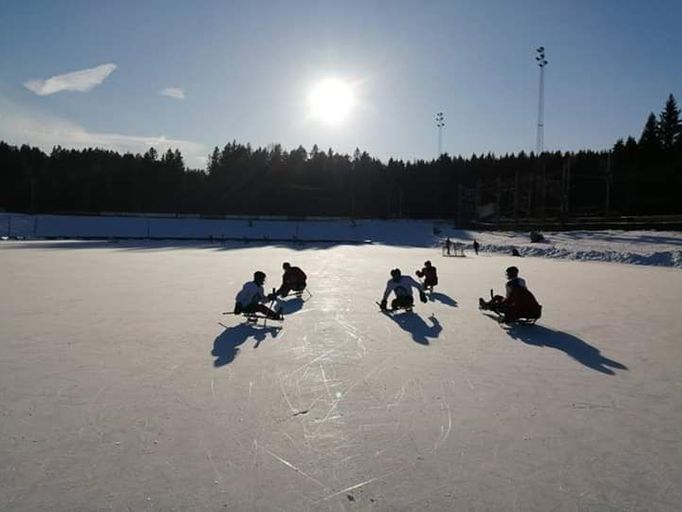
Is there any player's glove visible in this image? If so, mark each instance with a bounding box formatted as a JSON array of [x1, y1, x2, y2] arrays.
[[379, 299, 387, 310], [233, 303, 242, 314], [266, 292, 277, 301], [419, 291, 427, 303]]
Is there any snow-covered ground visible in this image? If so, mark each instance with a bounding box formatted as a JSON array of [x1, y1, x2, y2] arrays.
[[1, 241, 681, 511], [456, 229, 682, 268], [2, 212, 682, 268]]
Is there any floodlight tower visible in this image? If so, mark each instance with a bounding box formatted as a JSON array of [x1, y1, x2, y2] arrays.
[[436, 112, 445, 157], [535, 47, 548, 155]]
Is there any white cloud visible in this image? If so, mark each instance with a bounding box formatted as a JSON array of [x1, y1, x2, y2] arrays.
[[160, 87, 185, 99], [23, 63, 117, 96], [0, 97, 206, 167]]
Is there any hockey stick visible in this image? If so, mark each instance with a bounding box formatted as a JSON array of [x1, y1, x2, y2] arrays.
[[263, 287, 279, 327]]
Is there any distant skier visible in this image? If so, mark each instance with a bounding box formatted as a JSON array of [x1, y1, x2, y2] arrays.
[[415, 260, 438, 292], [277, 262, 307, 297], [473, 239, 480, 255], [234, 271, 282, 319], [479, 266, 541, 322], [380, 268, 427, 311]]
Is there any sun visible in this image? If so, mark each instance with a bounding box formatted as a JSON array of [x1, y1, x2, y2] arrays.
[[308, 78, 355, 125]]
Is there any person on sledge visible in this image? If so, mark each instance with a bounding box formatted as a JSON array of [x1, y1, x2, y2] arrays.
[[380, 268, 427, 311], [234, 271, 282, 319], [479, 266, 541, 322], [276, 262, 307, 297], [415, 260, 438, 292]]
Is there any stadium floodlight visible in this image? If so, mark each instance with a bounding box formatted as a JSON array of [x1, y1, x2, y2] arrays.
[[535, 47, 548, 154]]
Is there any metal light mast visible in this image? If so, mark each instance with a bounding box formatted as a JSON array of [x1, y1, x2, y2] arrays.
[[436, 112, 445, 157], [535, 47, 548, 155]]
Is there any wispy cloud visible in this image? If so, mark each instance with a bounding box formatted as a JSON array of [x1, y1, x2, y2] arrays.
[[23, 63, 117, 96], [160, 87, 185, 99], [0, 97, 206, 166]]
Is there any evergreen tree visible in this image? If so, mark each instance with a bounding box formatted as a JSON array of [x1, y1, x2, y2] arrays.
[[144, 147, 158, 161], [639, 113, 660, 149], [207, 147, 220, 175], [658, 94, 681, 149]]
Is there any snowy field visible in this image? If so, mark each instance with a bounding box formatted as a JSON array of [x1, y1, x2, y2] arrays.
[[1, 241, 682, 511]]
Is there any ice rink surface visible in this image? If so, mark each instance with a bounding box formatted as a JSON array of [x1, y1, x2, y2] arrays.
[[1, 241, 681, 511]]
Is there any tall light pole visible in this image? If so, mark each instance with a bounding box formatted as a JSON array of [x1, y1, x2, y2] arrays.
[[535, 47, 548, 155], [436, 112, 445, 157]]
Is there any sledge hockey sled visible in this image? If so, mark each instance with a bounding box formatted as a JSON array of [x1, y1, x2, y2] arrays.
[[376, 301, 414, 314], [419, 280, 436, 294], [222, 310, 283, 326], [223, 311, 284, 327], [291, 288, 313, 301]]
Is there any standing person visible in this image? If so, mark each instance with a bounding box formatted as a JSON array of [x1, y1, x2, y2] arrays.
[[380, 268, 426, 311], [473, 239, 480, 255], [415, 260, 438, 292], [478, 266, 541, 322], [445, 237, 452, 256], [276, 262, 307, 297], [234, 271, 281, 319]]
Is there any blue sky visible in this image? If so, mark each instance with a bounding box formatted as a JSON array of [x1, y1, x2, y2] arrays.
[[1, 0, 680, 167]]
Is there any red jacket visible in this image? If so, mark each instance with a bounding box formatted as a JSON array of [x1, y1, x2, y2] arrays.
[[416, 266, 438, 284], [504, 285, 541, 318], [283, 266, 307, 286]]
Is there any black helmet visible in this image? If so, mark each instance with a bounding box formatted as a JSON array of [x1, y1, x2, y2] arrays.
[[390, 268, 402, 280], [254, 271, 266, 285], [505, 266, 519, 278], [282, 262, 290, 270], [424, 260, 432, 267]]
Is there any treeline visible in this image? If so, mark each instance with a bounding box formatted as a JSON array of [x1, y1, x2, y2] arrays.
[[1, 95, 681, 219]]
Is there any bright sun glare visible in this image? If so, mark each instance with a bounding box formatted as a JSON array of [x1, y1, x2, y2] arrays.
[[308, 78, 354, 125]]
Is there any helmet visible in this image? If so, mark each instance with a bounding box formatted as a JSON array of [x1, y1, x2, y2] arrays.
[[424, 260, 432, 267], [282, 262, 290, 270], [254, 271, 266, 285], [390, 268, 402, 280], [505, 266, 519, 278]]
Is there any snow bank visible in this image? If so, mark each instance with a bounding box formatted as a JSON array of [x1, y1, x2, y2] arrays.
[[2, 213, 681, 268], [450, 230, 682, 269]]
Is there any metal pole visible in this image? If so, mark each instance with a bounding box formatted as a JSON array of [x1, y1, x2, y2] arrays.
[[435, 112, 445, 157], [438, 125, 442, 157], [457, 183, 463, 227], [605, 153, 612, 217], [535, 47, 548, 155], [513, 169, 520, 222]]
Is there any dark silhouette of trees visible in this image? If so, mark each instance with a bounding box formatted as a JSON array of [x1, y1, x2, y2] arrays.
[[1, 94, 681, 219], [659, 94, 681, 150]]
